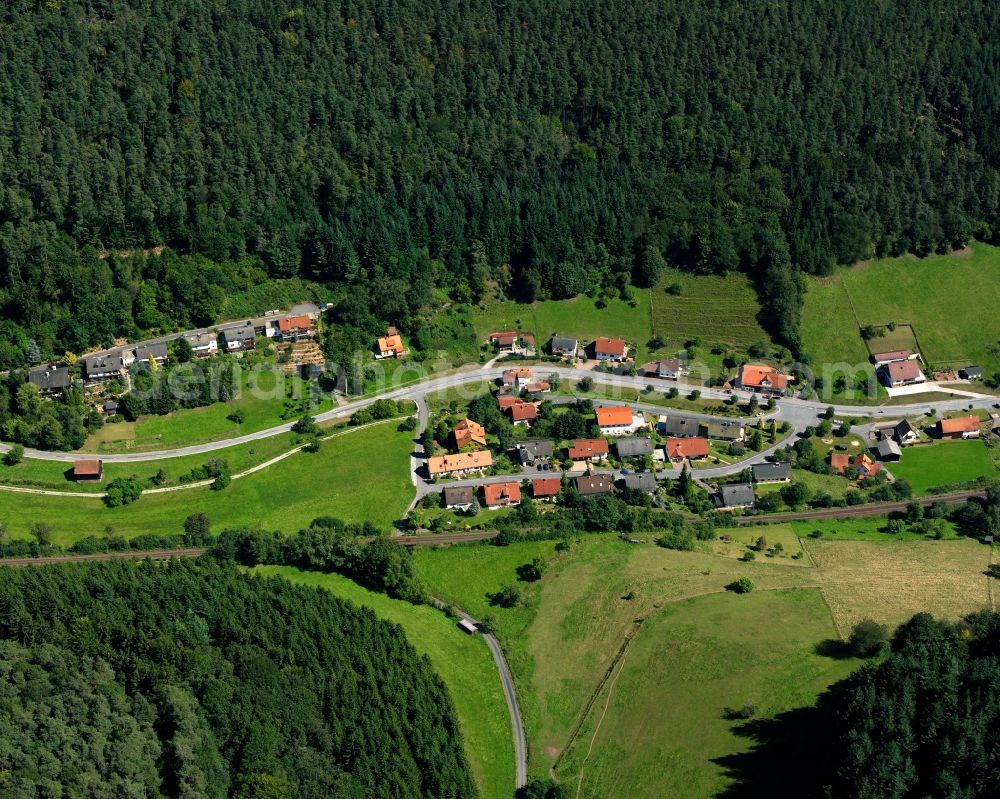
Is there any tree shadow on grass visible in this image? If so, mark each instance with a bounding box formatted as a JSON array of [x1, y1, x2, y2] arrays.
[[711, 706, 825, 799], [813, 638, 855, 659]]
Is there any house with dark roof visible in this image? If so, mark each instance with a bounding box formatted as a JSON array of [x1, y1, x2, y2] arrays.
[[442, 486, 476, 510], [892, 419, 919, 444], [28, 365, 71, 395], [83, 353, 124, 381], [714, 483, 756, 510], [876, 439, 902, 461], [751, 462, 791, 483], [575, 474, 614, 496], [550, 335, 578, 358], [515, 439, 554, 467], [621, 472, 657, 493], [103, 399, 119, 416], [220, 322, 257, 353], [658, 416, 700, 438], [643, 358, 684, 380], [592, 337, 629, 362], [184, 331, 219, 357], [959, 366, 983, 380], [615, 437, 654, 460], [879, 360, 925, 388], [133, 342, 168, 365], [702, 419, 745, 442]]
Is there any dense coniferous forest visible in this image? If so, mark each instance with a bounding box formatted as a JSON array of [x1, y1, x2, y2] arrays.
[[0, 560, 475, 798], [1, 0, 998, 364]]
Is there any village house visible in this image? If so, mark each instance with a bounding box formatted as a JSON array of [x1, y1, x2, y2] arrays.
[[276, 314, 315, 342], [878, 359, 926, 388], [102, 399, 119, 416], [735, 364, 789, 396], [567, 438, 609, 462], [442, 486, 476, 511], [575, 474, 614, 497], [184, 331, 219, 357], [532, 477, 562, 500], [524, 381, 551, 395], [870, 350, 916, 367], [615, 437, 654, 460], [621, 472, 658, 494], [714, 483, 756, 510], [853, 452, 882, 477], [515, 439, 554, 467], [133, 342, 168, 366], [28, 365, 71, 396], [643, 358, 685, 380], [497, 393, 520, 411], [507, 401, 539, 425], [426, 450, 493, 478], [666, 437, 709, 462], [751, 462, 792, 483], [501, 367, 534, 390], [702, 419, 745, 442], [592, 336, 629, 363], [890, 419, 920, 444], [374, 327, 405, 360], [959, 366, 983, 381], [489, 331, 519, 352], [549, 335, 578, 359], [482, 481, 521, 509], [658, 415, 700, 438], [938, 416, 981, 440], [829, 453, 850, 475], [876, 439, 902, 461], [220, 322, 256, 353], [452, 418, 487, 450], [83, 353, 125, 382], [73, 458, 104, 483], [595, 405, 644, 436]]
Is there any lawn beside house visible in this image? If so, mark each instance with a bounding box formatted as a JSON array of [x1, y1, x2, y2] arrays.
[[0, 421, 415, 544], [889, 439, 997, 494], [252, 566, 515, 799]]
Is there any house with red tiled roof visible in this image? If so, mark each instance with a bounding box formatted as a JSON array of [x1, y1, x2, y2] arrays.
[[567, 438, 609, 461], [426, 450, 493, 478], [276, 315, 315, 342], [482, 481, 521, 509], [595, 405, 644, 436], [452, 418, 487, 450], [938, 416, 981, 440], [830, 452, 850, 474], [489, 331, 519, 352], [532, 478, 562, 500], [879, 359, 926, 388], [592, 337, 629, 362], [507, 401, 539, 424], [736, 364, 789, 396], [374, 328, 405, 359], [501, 368, 533, 389], [665, 437, 709, 462]]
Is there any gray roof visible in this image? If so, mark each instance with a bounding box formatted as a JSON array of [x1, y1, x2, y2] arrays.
[[877, 439, 902, 458], [615, 437, 654, 458], [575, 474, 614, 495], [184, 331, 217, 348], [221, 323, 256, 344], [515, 440, 554, 463], [660, 416, 700, 437], [550, 335, 578, 353], [751, 462, 791, 482], [622, 473, 658, 493], [960, 366, 983, 379], [28, 365, 71, 391], [702, 419, 744, 440], [443, 486, 475, 506], [84, 353, 124, 374], [716, 483, 756, 508], [134, 342, 168, 361]]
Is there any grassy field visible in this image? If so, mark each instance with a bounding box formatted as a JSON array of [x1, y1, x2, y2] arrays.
[[651, 269, 771, 350], [472, 292, 654, 362], [555, 588, 858, 799], [802, 242, 1000, 373], [414, 531, 993, 792], [252, 566, 514, 799], [82, 363, 335, 453], [890, 440, 997, 494], [0, 421, 415, 544], [790, 516, 962, 542]]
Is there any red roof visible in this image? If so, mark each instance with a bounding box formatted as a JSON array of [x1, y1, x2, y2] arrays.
[[884, 360, 924, 383], [277, 314, 312, 333], [502, 367, 533, 385], [490, 331, 518, 345], [532, 478, 562, 498], [508, 401, 538, 422], [453, 418, 487, 449], [871, 350, 913, 363], [595, 406, 634, 427], [483, 481, 521, 506], [73, 459, 102, 476], [940, 416, 980, 435], [738, 364, 789, 391], [594, 336, 627, 357], [498, 394, 519, 410], [567, 438, 609, 459], [666, 437, 709, 460], [830, 453, 850, 473]]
